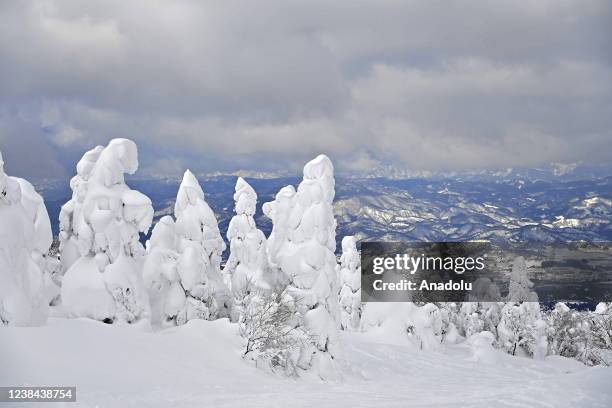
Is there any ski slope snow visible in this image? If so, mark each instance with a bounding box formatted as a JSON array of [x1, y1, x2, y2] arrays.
[[1, 317, 611, 408]]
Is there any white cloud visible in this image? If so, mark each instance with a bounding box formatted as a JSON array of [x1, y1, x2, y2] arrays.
[[0, 0, 610, 178]]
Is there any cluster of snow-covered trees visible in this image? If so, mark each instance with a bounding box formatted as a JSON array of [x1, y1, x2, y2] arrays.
[[0, 139, 353, 378], [430, 258, 612, 365], [1, 138, 610, 375]]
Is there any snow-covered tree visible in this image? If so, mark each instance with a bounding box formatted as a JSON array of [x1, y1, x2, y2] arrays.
[[173, 170, 231, 319], [225, 177, 277, 297], [0, 150, 57, 325], [174, 170, 225, 263], [591, 303, 612, 365], [442, 258, 544, 358], [460, 302, 486, 338], [595, 302, 610, 315], [497, 301, 542, 356], [337, 236, 361, 331], [531, 319, 549, 360], [438, 302, 463, 344], [142, 216, 184, 326], [263, 154, 341, 379], [548, 303, 585, 359], [548, 302, 607, 366], [468, 277, 502, 302], [507, 256, 538, 302], [437, 258, 547, 358], [446, 301, 503, 341], [239, 291, 313, 376], [59, 139, 154, 323], [14, 176, 61, 304], [360, 302, 443, 351], [143, 171, 232, 325], [494, 257, 543, 356], [592, 303, 611, 353]]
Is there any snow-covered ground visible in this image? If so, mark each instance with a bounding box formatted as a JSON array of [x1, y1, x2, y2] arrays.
[[2, 317, 611, 408]]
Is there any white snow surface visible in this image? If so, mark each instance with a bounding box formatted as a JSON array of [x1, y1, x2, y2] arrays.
[[1, 317, 611, 408]]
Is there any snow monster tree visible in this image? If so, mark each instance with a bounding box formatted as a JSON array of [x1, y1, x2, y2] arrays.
[[59, 138, 154, 323], [0, 150, 56, 325], [497, 256, 543, 356], [143, 170, 232, 325], [338, 235, 361, 331], [263, 154, 341, 379], [225, 177, 280, 297]]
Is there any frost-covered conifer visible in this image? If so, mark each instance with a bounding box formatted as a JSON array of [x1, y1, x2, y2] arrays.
[[337, 236, 361, 331], [459, 302, 485, 338], [497, 301, 542, 356], [532, 319, 549, 359], [448, 300, 504, 341], [173, 170, 231, 319], [225, 177, 276, 296], [263, 154, 340, 379], [548, 302, 605, 365], [592, 303, 612, 364], [495, 256, 542, 356], [142, 216, 184, 325], [438, 302, 462, 344], [0, 151, 56, 325], [143, 171, 232, 325], [507, 256, 538, 302], [59, 139, 154, 322], [174, 171, 225, 264]]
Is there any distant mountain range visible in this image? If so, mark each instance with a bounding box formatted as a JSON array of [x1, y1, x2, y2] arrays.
[[34, 170, 612, 253], [107, 161, 612, 182], [342, 161, 612, 182]]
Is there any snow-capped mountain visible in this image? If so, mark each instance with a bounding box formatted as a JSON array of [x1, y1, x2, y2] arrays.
[[334, 177, 612, 244], [35, 173, 612, 251], [344, 162, 612, 183]]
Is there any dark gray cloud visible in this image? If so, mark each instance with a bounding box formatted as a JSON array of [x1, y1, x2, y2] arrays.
[[0, 0, 610, 179]]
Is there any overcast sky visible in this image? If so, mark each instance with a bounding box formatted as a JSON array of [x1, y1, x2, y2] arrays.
[[1, 0, 611, 179]]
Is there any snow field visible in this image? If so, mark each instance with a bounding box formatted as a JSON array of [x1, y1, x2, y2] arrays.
[[1, 317, 610, 408]]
